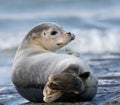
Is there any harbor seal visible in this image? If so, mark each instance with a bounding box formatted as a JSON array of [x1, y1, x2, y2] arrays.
[[12, 22, 98, 103]]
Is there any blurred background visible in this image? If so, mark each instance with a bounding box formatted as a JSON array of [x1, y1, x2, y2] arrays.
[[0, 0, 120, 53], [0, 0, 120, 104]]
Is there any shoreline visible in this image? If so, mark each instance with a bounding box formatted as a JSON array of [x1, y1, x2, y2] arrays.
[[0, 53, 120, 105]]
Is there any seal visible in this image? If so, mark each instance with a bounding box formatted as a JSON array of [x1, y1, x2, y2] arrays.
[[12, 22, 98, 103]]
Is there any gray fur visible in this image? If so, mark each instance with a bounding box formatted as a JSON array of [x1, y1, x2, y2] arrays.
[[12, 23, 98, 102]]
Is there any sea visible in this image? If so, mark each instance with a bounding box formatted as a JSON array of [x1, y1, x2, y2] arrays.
[[0, 0, 120, 105]]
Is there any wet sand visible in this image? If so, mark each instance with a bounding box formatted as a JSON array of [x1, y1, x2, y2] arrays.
[[0, 53, 120, 105]]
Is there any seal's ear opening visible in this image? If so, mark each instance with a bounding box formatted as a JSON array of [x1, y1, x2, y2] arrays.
[[79, 71, 90, 79]]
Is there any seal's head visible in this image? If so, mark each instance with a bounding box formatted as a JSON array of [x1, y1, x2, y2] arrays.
[[26, 22, 75, 51]]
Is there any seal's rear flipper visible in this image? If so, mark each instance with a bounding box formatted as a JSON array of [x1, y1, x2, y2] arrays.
[[62, 64, 80, 76], [47, 73, 82, 93]]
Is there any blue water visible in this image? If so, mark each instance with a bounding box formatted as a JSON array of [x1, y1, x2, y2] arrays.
[[0, 0, 120, 53]]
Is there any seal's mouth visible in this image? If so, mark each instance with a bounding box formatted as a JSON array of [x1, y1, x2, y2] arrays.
[[56, 43, 64, 47], [56, 34, 75, 47]]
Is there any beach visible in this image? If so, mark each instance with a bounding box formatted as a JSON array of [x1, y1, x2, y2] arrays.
[[0, 52, 120, 105]]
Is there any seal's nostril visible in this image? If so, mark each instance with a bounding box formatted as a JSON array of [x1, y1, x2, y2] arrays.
[[66, 32, 75, 40], [67, 32, 71, 36]]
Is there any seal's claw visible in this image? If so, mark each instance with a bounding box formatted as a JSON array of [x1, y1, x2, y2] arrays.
[[43, 81, 63, 102], [48, 73, 82, 92]]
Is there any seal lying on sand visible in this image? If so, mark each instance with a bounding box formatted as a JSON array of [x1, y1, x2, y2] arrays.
[[12, 22, 98, 103]]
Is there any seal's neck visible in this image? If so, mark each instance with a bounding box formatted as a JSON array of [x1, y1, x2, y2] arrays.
[[18, 39, 50, 54]]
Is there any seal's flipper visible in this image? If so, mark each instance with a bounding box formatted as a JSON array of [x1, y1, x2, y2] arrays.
[[62, 64, 80, 76], [48, 73, 82, 92]]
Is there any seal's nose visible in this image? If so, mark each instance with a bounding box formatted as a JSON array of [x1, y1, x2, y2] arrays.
[[67, 32, 75, 40], [71, 34, 75, 40]]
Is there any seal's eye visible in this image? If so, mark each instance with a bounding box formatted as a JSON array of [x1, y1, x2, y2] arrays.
[[50, 31, 58, 36]]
